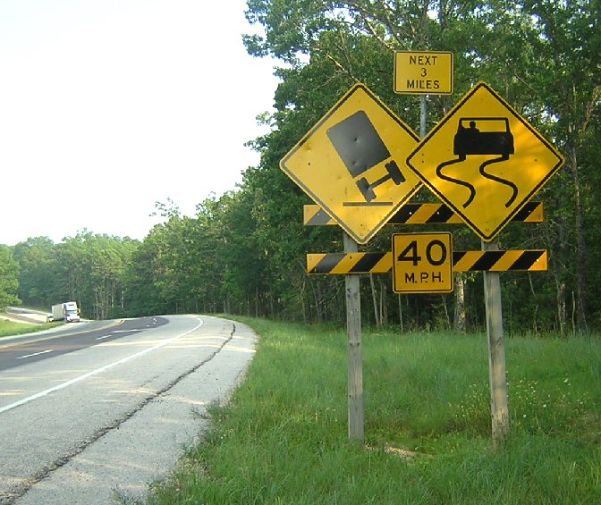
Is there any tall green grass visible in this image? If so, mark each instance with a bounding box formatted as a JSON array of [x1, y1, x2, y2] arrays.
[[140, 320, 601, 505], [0, 319, 46, 338]]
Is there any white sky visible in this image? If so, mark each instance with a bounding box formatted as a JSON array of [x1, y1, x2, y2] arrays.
[[0, 0, 278, 246]]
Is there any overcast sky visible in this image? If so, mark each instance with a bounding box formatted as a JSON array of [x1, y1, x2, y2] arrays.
[[0, 0, 278, 246]]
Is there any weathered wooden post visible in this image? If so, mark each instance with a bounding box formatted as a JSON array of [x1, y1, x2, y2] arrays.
[[344, 232, 364, 442], [482, 240, 510, 446]]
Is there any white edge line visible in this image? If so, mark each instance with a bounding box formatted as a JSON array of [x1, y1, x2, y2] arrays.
[[17, 349, 52, 360], [0, 317, 204, 415]]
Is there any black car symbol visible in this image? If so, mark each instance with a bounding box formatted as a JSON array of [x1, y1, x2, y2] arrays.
[[454, 117, 514, 158]]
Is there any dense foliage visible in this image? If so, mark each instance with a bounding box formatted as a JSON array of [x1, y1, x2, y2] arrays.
[[2, 0, 599, 335], [0, 245, 19, 310], [10, 233, 137, 319]]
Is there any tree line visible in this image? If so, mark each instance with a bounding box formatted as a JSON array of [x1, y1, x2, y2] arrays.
[[1, 0, 599, 335]]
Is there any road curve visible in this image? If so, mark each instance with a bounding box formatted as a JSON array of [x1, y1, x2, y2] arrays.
[[0, 317, 169, 371], [0, 314, 257, 505]]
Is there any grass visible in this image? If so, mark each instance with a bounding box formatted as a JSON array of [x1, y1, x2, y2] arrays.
[[137, 319, 600, 505], [0, 319, 52, 338]]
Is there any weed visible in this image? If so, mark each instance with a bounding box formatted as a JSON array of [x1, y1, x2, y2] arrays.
[[141, 319, 601, 505], [0, 319, 48, 338]]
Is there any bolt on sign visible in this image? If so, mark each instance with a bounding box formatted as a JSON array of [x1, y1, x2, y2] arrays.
[[394, 51, 453, 95], [406, 82, 565, 242], [280, 83, 422, 244], [392, 232, 454, 293]]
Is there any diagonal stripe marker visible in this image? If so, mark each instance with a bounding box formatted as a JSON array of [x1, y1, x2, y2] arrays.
[[307, 250, 547, 275], [303, 201, 544, 226]]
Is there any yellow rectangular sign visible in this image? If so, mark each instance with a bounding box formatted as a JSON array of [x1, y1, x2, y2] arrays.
[[394, 51, 453, 95], [392, 232, 454, 294]]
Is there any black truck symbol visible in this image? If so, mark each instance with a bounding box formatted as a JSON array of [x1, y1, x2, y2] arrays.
[[327, 110, 404, 204], [437, 117, 518, 208]]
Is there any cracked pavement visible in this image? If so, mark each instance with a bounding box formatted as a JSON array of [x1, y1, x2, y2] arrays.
[[0, 315, 257, 504]]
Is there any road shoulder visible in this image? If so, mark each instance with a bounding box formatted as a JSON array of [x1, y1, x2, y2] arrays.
[[13, 317, 257, 505]]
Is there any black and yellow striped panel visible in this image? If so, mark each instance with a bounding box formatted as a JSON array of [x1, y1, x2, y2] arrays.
[[452, 250, 547, 272], [307, 252, 392, 275], [307, 250, 547, 274], [303, 202, 544, 226]]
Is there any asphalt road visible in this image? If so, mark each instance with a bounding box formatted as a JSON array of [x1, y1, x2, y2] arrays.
[[0, 317, 168, 371], [0, 314, 257, 505]]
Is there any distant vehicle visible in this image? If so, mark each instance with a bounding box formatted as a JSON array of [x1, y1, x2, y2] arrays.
[[51, 301, 81, 323]]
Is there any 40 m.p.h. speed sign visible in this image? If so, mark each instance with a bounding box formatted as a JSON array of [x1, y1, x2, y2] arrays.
[[392, 232, 454, 294]]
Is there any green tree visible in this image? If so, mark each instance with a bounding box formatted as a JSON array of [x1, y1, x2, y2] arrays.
[[243, 0, 601, 332], [14, 232, 137, 319], [12, 237, 56, 308], [0, 245, 20, 310], [123, 202, 200, 316], [523, 0, 600, 332]]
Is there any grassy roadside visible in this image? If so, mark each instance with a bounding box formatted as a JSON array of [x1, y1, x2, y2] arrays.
[[140, 319, 600, 505], [0, 319, 54, 339]]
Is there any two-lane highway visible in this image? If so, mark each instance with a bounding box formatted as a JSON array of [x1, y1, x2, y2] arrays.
[[0, 314, 257, 505], [0, 317, 168, 371]]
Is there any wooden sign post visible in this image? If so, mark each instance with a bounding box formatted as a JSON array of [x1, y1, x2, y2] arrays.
[[482, 240, 510, 446], [343, 232, 364, 442]]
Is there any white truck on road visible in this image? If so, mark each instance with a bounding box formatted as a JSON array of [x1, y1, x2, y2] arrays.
[[51, 301, 81, 323]]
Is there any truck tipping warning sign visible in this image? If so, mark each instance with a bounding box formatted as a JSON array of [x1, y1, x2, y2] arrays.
[[280, 83, 422, 244]]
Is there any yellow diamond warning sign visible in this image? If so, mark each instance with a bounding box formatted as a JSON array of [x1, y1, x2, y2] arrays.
[[280, 83, 422, 244], [407, 82, 565, 242]]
